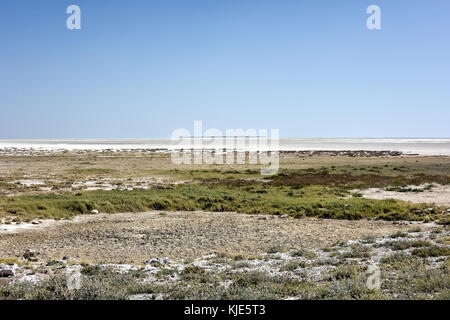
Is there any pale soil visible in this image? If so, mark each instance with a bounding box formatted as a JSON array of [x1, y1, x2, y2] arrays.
[[354, 184, 450, 206], [0, 211, 427, 264]]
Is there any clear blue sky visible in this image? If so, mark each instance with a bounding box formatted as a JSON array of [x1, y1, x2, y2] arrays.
[[1, 0, 449, 138]]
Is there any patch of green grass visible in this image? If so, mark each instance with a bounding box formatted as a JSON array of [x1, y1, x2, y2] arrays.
[[156, 268, 177, 278], [69, 168, 117, 175], [330, 264, 364, 280], [380, 253, 412, 266], [360, 235, 376, 244], [389, 231, 409, 239], [266, 245, 284, 254], [437, 217, 450, 226], [174, 271, 309, 300], [412, 246, 450, 258], [0, 268, 144, 300], [290, 249, 317, 260], [179, 266, 206, 281], [339, 245, 371, 259], [232, 254, 245, 261], [0, 180, 440, 222], [269, 170, 450, 189], [385, 186, 424, 193], [436, 237, 450, 246], [380, 255, 449, 298], [0, 258, 20, 266], [385, 240, 432, 251], [2, 253, 449, 300], [80, 264, 102, 276], [280, 261, 308, 272], [311, 272, 383, 300]]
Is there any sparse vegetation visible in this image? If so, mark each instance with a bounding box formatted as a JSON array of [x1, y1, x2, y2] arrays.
[[330, 264, 364, 280], [0, 182, 445, 222], [1, 151, 449, 300], [0, 258, 20, 266], [390, 231, 409, 239], [280, 261, 307, 272], [411, 245, 450, 258], [1, 153, 449, 223], [384, 240, 432, 251], [360, 235, 376, 244], [266, 245, 284, 254], [290, 249, 317, 260], [1, 224, 449, 300], [339, 245, 371, 259]]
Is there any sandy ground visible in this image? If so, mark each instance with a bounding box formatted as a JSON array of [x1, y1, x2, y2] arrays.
[[0, 211, 425, 264], [355, 184, 450, 206]]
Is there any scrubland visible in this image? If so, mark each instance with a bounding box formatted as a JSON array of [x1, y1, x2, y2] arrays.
[[0, 151, 449, 299]]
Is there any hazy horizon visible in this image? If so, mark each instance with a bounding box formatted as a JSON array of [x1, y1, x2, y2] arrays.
[[1, 137, 450, 141], [2, 137, 450, 156]]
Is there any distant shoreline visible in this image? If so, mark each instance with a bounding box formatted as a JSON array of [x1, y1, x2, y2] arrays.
[[0, 148, 443, 158], [1, 138, 450, 156]]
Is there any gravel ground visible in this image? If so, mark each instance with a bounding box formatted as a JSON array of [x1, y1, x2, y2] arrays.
[[0, 211, 426, 264], [1, 225, 447, 300]]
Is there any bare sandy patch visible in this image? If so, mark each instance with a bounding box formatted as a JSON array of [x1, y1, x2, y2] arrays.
[[354, 184, 450, 206], [0, 219, 57, 233]]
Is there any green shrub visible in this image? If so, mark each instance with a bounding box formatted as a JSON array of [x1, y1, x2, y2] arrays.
[[412, 246, 450, 258]]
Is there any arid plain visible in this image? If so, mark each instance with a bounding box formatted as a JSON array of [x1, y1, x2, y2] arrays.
[[0, 150, 449, 299]]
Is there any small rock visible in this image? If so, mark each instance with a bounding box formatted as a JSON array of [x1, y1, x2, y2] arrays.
[[145, 258, 161, 266], [0, 269, 14, 277], [145, 257, 171, 266], [91, 209, 99, 214], [62, 256, 69, 260], [45, 261, 59, 267], [23, 249, 35, 260], [31, 220, 40, 225], [280, 215, 288, 219]]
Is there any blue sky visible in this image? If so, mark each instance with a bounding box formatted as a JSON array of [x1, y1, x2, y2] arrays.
[[0, 0, 449, 138]]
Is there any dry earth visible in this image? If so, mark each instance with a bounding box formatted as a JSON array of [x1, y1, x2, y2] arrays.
[[0, 211, 426, 264], [354, 184, 450, 206]]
